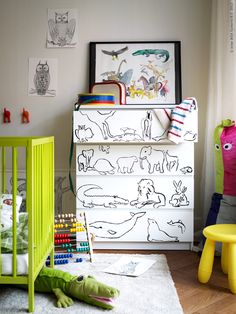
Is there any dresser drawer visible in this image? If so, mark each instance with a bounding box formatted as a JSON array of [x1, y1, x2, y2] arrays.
[[76, 143, 194, 176], [79, 209, 193, 243], [75, 175, 194, 210], [73, 107, 198, 144]]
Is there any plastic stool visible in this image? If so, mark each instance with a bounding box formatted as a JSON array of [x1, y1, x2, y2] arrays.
[[198, 224, 236, 293]]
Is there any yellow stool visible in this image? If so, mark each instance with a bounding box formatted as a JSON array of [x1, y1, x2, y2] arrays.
[[198, 224, 236, 293]]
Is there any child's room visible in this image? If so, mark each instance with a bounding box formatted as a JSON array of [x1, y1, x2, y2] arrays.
[[0, 0, 235, 313]]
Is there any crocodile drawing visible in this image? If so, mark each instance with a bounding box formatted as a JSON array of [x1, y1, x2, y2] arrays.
[[132, 49, 169, 62], [76, 184, 129, 208]]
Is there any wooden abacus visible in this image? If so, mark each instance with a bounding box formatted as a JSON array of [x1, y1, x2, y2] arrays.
[[51, 212, 93, 263]]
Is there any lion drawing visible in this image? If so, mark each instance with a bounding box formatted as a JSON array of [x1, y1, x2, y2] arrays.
[[130, 179, 166, 209]]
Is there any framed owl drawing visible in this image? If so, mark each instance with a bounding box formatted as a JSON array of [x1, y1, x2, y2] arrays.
[[47, 9, 78, 48], [28, 58, 57, 97]]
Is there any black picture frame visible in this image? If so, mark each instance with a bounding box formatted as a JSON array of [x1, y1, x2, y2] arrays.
[[89, 41, 182, 106]]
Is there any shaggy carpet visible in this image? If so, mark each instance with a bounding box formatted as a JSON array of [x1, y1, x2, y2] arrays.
[[0, 254, 183, 314]]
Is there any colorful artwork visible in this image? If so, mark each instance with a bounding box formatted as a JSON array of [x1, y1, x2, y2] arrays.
[[90, 42, 181, 105]]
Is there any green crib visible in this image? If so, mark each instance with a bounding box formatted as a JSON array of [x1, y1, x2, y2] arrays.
[[0, 137, 54, 312]]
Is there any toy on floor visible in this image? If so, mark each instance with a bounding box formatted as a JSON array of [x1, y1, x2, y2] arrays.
[[201, 119, 236, 252], [34, 267, 119, 309], [53, 212, 93, 263]]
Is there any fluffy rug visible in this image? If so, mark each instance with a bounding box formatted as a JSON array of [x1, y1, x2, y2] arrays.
[[0, 254, 183, 314]]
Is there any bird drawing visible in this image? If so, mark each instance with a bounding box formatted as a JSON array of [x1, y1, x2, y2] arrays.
[[101, 46, 128, 60], [34, 61, 50, 96], [48, 11, 76, 47]]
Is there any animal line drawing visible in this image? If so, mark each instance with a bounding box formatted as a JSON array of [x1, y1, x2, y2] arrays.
[[141, 110, 152, 140], [180, 166, 193, 174], [74, 125, 94, 142], [34, 61, 50, 95], [89, 211, 146, 239], [88, 158, 115, 175], [54, 176, 70, 215], [118, 261, 139, 275], [116, 156, 138, 174], [76, 184, 129, 208], [183, 131, 197, 142], [169, 180, 190, 207], [99, 145, 110, 154], [78, 111, 144, 142], [112, 128, 143, 142], [47, 9, 77, 47], [139, 146, 165, 173], [147, 218, 179, 242], [77, 149, 94, 172], [167, 219, 186, 234], [79, 110, 115, 140], [28, 58, 57, 97], [101, 46, 128, 60], [130, 179, 166, 209], [165, 150, 179, 172]]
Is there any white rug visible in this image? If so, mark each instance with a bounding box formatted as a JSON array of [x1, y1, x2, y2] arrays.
[[0, 254, 184, 314]]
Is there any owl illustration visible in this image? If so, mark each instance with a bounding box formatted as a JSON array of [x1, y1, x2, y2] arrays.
[[34, 61, 50, 96], [48, 12, 76, 47]]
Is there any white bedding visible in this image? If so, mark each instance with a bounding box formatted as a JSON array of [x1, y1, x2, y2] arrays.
[[1, 253, 28, 275]]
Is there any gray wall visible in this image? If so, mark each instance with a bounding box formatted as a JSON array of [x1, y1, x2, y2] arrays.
[[0, 0, 212, 230]]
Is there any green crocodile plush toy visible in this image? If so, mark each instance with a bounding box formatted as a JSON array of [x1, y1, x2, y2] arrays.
[[34, 267, 119, 309]]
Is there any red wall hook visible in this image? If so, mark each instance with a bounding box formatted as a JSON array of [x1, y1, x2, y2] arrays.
[[22, 108, 30, 123], [3, 108, 11, 123]]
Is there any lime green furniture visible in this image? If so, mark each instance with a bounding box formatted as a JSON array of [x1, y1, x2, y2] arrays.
[[198, 224, 236, 293], [0, 137, 54, 312]]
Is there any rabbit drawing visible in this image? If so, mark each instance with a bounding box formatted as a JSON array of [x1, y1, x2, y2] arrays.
[[169, 180, 190, 207]]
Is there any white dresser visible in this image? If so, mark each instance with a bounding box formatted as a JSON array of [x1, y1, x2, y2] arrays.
[[73, 105, 198, 250]]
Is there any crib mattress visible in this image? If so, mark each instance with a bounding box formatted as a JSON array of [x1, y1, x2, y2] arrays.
[[1, 253, 28, 275]]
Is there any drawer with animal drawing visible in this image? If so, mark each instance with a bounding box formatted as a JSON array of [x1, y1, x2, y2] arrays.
[[73, 108, 198, 144], [80, 208, 193, 243], [76, 143, 194, 176], [75, 175, 194, 210]]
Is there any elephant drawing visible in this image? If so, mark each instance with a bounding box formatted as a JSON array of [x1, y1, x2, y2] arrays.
[[77, 149, 94, 172], [139, 146, 165, 174]]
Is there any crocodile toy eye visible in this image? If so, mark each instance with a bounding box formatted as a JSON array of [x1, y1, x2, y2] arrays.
[[223, 143, 232, 150], [215, 144, 220, 150], [77, 275, 84, 281]]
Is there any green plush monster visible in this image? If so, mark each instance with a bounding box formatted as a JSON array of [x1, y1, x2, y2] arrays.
[[34, 267, 119, 309]]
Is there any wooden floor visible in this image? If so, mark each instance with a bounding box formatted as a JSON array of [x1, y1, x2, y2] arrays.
[[95, 250, 236, 314]]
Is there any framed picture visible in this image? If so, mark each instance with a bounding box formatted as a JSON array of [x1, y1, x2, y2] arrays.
[[89, 41, 182, 106]]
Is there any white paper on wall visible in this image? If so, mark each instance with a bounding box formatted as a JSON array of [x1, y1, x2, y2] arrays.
[[47, 8, 78, 48], [28, 58, 57, 97]]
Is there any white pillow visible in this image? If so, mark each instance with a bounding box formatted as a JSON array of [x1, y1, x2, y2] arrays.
[[0, 194, 22, 232]]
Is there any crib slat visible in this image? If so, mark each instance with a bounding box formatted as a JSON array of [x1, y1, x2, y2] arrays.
[[12, 147, 18, 277], [0, 136, 54, 312], [0, 147, 6, 276], [1, 147, 6, 193]]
